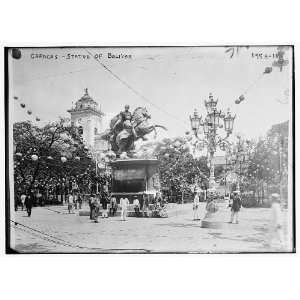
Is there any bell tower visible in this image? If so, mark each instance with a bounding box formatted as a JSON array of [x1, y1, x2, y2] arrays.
[[67, 88, 104, 148]]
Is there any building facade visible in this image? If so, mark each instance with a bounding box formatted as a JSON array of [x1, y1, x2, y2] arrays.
[[67, 88, 109, 153]]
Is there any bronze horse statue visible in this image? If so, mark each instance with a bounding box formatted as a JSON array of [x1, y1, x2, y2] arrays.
[[102, 107, 167, 156]]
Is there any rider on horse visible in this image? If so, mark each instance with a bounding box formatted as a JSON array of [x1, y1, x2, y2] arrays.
[[112, 104, 138, 139]]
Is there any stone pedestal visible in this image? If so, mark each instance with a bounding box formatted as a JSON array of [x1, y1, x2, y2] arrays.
[[109, 159, 160, 203], [200, 201, 229, 229]]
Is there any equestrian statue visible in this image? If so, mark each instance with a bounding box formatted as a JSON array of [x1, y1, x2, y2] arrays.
[[101, 105, 167, 157]]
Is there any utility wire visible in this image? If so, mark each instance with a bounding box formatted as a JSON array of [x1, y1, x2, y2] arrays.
[[85, 49, 190, 127]]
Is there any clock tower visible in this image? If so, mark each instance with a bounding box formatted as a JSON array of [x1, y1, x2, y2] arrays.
[[68, 88, 104, 149]]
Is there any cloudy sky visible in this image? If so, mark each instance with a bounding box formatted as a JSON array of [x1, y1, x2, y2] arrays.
[[10, 46, 292, 141]]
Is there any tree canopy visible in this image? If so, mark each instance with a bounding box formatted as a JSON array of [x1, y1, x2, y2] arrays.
[[13, 118, 97, 195]]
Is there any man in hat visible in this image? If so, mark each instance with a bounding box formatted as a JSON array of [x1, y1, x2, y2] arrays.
[[229, 191, 242, 224], [24, 193, 33, 217], [268, 193, 284, 247]]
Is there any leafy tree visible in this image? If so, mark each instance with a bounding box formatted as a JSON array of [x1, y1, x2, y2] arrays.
[[13, 118, 95, 197], [137, 136, 210, 199], [234, 121, 289, 202]]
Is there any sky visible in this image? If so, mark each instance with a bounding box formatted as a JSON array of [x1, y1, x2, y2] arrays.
[[9, 46, 293, 142]]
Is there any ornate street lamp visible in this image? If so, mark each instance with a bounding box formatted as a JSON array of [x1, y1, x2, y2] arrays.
[[204, 93, 218, 114], [228, 136, 252, 192], [190, 109, 202, 136], [189, 93, 237, 229], [190, 93, 235, 192], [223, 109, 235, 135], [203, 118, 209, 135]]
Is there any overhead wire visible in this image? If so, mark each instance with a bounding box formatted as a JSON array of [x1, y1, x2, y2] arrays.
[[233, 46, 290, 105], [13, 95, 42, 123], [84, 48, 190, 128]]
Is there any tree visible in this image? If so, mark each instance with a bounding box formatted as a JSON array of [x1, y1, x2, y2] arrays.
[[13, 118, 95, 199], [137, 136, 210, 200], [237, 121, 289, 203]]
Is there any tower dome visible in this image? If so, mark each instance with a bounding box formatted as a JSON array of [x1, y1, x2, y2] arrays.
[[74, 88, 99, 111], [67, 88, 105, 148]]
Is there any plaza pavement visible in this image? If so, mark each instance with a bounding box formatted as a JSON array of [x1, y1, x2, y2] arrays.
[[10, 203, 293, 253]]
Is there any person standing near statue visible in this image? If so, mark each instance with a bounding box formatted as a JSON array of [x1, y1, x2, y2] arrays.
[[68, 193, 74, 214], [78, 193, 82, 209], [92, 195, 101, 223], [229, 191, 242, 224], [193, 192, 200, 221], [110, 196, 117, 216], [133, 196, 140, 217], [101, 191, 109, 218], [120, 196, 129, 221]]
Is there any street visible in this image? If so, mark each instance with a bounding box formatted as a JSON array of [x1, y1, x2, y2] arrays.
[[10, 203, 292, 253]]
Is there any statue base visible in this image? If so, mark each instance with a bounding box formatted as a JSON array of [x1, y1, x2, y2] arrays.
[[200, 201, 229, 229], [109, 158, 161, 203]]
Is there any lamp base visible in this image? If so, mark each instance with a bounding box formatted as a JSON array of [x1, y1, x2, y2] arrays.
[[200, 202, 229, 229]]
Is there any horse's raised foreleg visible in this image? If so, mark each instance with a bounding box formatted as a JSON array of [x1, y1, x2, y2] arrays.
[[142, 125, 157, 139]]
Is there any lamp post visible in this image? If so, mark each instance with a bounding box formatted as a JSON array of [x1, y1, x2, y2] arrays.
[[190, 93, 236, 191], [189, 93, 236, 229], [229, 136, 251, 193]]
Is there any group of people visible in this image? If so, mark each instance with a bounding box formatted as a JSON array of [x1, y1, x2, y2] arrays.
[[131, 192, 168, 218], [192, 190, 285, 247], [17, 193, 34, 217], [67, 193, 83, 213], [87, 192, 169, 223], [88, 192, 112, 223], [192, 190, 242, 223]]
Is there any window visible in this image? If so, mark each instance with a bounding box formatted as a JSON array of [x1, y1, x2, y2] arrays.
[[94, 127, 98, 134], [78, 126, 83, 135]]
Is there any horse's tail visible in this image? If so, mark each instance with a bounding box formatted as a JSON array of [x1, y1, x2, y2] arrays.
[[154, 125, 167, 131]]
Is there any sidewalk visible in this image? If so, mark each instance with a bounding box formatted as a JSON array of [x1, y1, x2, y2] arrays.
[[10, 203, 293, 253]]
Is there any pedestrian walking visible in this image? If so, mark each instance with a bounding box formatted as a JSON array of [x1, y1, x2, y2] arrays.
[[20, 193, 26, 211], [68, 194, 74, 214], [120, 197, 129, 221], [74, 193, 78, 210], [229, 191, 242, 224], [101, 192, 109, 218], [268, 193, 284, 248], [193, 192, 200, 220], [142, 194, 149, 217], [89, 195, 94, 219], [133, 196, 140, 217], [36, 191, 42, 206], [24, 194, 33, 217], [154, 192, 162, 207], [91, 195, 101, 223], [109, 196, 117, 216], [78, 193, 82, 209]]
